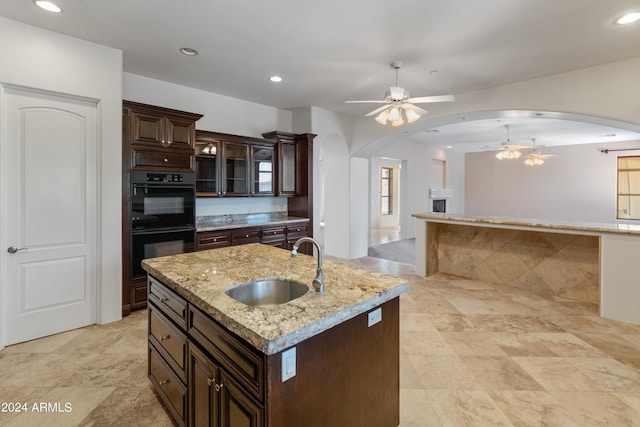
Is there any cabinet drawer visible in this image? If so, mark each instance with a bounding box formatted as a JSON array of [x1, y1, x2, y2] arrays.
[[149, 305, 187, 379], [260, 226, 286, 242], [197, 231, 231, 250], [231, 228, 261, 246], [188, 305, 264, 401], [149, 344, 187, 426], [132, 147, 192, 170], [149, 276, 188, 329], [286, 222, 309, 237]]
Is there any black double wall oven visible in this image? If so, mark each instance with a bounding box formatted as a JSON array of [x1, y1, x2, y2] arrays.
[[130, 170, 196, 279]]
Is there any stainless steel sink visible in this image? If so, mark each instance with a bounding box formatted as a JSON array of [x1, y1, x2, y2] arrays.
[[225, 278, 309, 306]]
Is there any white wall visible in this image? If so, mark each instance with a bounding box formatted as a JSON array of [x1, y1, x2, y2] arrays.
[[350, 158, 369, 258], [465, 140, 640, 223], [306, 107, 353, 258], [0, 17, 123, 329]]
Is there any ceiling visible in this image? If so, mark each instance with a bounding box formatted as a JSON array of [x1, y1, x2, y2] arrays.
[[3, 0, 640, 152]]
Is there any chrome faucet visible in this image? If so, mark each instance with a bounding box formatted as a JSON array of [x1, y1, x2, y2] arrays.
[[291, 237, 324, 292]]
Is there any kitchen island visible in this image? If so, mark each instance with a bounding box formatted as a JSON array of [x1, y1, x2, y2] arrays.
[[413, 213, 640, 326], [142, 243, 409, 427]]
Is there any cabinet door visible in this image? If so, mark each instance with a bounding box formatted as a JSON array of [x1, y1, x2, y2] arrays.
[[223, 142, 250, 196], [251, 145, 274, 196], [165, 116, 196, 148], [219, 371, 264, 427], [130, 110, 165, 146], [189, 343, 219, 427], [278, 140, 297, 196], [196, 140, 221, 196]]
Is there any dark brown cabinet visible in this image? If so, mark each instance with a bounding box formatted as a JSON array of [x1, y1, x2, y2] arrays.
[[125, 101, 202, 172], [251, 144, 275, 196], [223, 141, 250, 196], [148, 274, 400, 427], [189, 343, 264, 427], [195, 136, 221, 196], [195, 131, 276, 198], [197, 230, 231, 250], [149, 277, 265, 427], [196, 220, 309, 253], [122, 101, 202, 315]]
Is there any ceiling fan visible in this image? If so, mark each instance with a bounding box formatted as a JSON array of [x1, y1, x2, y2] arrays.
[[524, 138, 557, 166], [345, 61, 454, 126], [495, 124, 534, 159]]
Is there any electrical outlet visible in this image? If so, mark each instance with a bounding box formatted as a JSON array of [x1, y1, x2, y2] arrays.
[[281, 347, 296, 382], [368, 307, 382, 327]]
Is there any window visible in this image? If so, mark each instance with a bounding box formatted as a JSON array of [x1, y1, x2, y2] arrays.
[[380, 167, 392, 215], [617, 156, 640, 220]]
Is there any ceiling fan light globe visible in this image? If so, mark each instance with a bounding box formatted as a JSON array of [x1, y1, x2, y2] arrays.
[[513, 150, 522, 159], [388, 107, 400, 121], [375, 111, 388, 125], [406, 109, 420, 123], [391, 117, 405, 127]]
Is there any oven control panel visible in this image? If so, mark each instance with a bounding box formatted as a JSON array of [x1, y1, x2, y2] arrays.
[[146, 173, 184, 183]]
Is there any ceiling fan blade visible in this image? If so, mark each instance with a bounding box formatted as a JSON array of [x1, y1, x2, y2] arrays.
[[406, 94, 455, 104], [506, 144, 535, 150], [344, 100, 388, 104], [365, 104, 392, 117], [389, 86, 405, 101], [403, 103, 428, 115]]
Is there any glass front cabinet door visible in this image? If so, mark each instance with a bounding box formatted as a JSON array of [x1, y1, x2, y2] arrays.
[[251, 144, 274, 196], [223, 142, 250, 196]]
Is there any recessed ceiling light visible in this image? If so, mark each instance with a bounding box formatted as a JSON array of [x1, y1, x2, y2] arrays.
[[616, 12, 640, 24], [446, 145, 453, 149], [179, 47, 199, 56], [269, 75, 282, 83], [34, 0, 62, 13]]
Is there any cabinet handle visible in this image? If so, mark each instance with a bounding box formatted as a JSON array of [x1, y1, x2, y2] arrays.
[[160, 334, 170, 341], [245, 234, 249, 238], [159, 379, 169, 386], [207, 377, 216, 387], [213, 238, 217, 242], [163, 158, 169, 163], [160, 297, 168, 303], [161, 139, 167, 148], [215, 382, 224, 392]]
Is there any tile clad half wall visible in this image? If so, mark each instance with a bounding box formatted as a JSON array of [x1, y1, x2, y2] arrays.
[[434, 224, 600, 306]]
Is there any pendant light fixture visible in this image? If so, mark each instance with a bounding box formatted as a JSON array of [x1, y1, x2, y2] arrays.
[[495, 125, 523, 160]]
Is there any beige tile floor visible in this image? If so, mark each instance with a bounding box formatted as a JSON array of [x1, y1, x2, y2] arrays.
[[1, 256, 640, 426]]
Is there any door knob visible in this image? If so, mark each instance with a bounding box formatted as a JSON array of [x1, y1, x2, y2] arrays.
[[7, 246, 28, 254]]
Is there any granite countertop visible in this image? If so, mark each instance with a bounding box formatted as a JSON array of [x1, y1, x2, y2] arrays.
[[412, 212, 640, 235], [197, 214, 308, 232], [141, 244, 409, 355]]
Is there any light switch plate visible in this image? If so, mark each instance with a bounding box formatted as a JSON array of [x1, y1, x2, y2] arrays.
[[281, 347, 296, 382], [368, 307, 382, 327]]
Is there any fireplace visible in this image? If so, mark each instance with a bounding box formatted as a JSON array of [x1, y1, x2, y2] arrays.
[[432, 199, 446, 213]]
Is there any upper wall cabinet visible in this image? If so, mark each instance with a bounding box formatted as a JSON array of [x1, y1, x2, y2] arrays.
[[262, 131, 298, 197], [124, 101, 203, 172], [195, 135, 221, 197], [195, 130, 275, 198]]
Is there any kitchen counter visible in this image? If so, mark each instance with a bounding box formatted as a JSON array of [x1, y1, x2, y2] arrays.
[[196, 213, 308, 232], [413, 213, 640, 325], [412, 212, 640, 235], [141, 243, 409, 354]]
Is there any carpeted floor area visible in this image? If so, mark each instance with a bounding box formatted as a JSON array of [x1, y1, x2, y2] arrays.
[[368, 238, 416, 265]]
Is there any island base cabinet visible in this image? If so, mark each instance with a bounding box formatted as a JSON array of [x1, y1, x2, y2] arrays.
[[265, 298, 400, 427], [189, 342, 264, 427]]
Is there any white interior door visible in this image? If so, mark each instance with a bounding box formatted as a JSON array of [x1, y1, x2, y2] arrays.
[[1, 85, 97, 346]]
